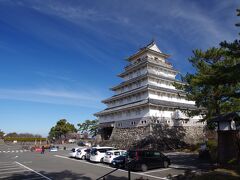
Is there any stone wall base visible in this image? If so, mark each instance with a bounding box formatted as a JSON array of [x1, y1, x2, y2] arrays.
[[100, 125, 205, 150]]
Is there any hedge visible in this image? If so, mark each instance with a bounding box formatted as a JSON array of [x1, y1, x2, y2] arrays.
[[4, 137, 47, 142]]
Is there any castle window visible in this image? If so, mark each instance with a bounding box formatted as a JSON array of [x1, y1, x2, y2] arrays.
[[119, 99, 123, 104], [135, 109, 141, 115], [126, 110, 131, 116], [135, 94, 140, 100], [118, 112, 122, 118], [131, 121, 136, 125], [128, 84, 132, 90], [120, 87, 124, 93], [129, 73, 133, 78], [137, 70, 141, 76], [136, 82, 141, 87]]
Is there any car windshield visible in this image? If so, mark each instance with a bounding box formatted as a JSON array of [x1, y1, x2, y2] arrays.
[[71, 148, 76, 152], [115, 155, 125, 160], [114, 152, 120, 155], [122, 152, 128, 156], [91, 149, 97, 155], [85, 149, 90, 153]]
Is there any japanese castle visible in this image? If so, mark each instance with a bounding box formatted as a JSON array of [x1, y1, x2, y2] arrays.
[[95, 41, 204, 137]]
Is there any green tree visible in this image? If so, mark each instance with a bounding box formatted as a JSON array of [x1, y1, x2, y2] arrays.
[[49, 119, 77, 140], [174, 9, 240, 122], [0, 130, 4, 139], [5, 132, 18, 137], [77, 119, 99, 138]]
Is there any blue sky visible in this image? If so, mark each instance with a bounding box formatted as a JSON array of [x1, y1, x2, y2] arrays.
[[0, 0, 239, 136]]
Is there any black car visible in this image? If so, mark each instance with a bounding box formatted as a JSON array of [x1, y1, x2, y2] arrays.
[[126, 150, 171, 171], [111, 155, 127, 168]]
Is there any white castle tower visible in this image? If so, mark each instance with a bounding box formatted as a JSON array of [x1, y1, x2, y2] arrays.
[[95, 41, 204, 140]]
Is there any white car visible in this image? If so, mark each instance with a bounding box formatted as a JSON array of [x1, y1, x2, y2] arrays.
[[69, 147, 81, 158], [103, 150, 126, 164], [49, 146, 58, 152], [90, 147, 116, 162], [75, 148, 88, 160]]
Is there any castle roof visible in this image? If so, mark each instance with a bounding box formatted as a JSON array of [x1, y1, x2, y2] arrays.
[[127, 40, 170, 61]]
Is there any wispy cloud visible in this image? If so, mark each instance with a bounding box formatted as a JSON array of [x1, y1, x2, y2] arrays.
[[35, 71, 76, 82], [0, 88, 104, 108]]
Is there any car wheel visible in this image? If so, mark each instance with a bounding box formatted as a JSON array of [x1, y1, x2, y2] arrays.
[[81, 155, 86, 160], [141, 164, 148, 172], [163, 161, 169, 168]]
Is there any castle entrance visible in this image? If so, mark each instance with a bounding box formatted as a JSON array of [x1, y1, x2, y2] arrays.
[[99, 122, 114, 140], [101, 127, 113, 140]]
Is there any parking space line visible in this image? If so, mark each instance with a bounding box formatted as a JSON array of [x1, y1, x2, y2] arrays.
[[0, 162, 14, 164], [54, 155, 168, 180], [0, 166, 24, 171], [0, 169, 27, 175], [0, 164, 17, 169], [170, 165, 196, 170], [144, 168, 171, 174], [15, 161, 52, 180]]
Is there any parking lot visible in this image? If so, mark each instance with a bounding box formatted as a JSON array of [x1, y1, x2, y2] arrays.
[[0, 144, 211, 180]]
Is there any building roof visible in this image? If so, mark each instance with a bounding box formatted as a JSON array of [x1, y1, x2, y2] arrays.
[[94, 99, 147, 116], [118, 57, 178, 78], [127, 41, 170, 61], [102, 84, 185, 103], [111, 72, 183, 91], [149, 99, 197, 110], [210, 112, 240, 122], [143, 40, 162, 53], [95, 98, 198, 116]]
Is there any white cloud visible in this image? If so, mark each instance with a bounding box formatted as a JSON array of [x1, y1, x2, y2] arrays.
[[0, 88, 105, 108]]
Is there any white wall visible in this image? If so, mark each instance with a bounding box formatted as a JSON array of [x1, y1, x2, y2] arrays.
[[115, 79, 148, 95], [148, 65, 176, 79], [99, 106, 149, 123], [148, 90, 195, 105], [148, 77, 175, 89], [106, 91, 148, 108], [123, 67, 147, 81]]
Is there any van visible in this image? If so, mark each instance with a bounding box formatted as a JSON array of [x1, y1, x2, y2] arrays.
[[90, 147, 115, 162], [126, 150, 170, 171]]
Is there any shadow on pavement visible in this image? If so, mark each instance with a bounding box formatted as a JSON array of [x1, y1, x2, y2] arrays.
[[4, 169, 130, 180]]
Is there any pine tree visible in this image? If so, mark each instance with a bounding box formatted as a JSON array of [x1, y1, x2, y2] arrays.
[[175, 9, 240, 122]]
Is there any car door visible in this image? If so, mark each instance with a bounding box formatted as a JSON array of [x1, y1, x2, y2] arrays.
[[153, 151, 163, 168], [143, 151, 155, 169]]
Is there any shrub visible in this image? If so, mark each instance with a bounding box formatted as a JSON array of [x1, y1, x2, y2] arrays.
[[207, 140, 218, 162], [4, 137, 47, 142]]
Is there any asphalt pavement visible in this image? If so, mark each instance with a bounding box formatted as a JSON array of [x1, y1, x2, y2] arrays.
[[0, 144, 211, 180]]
